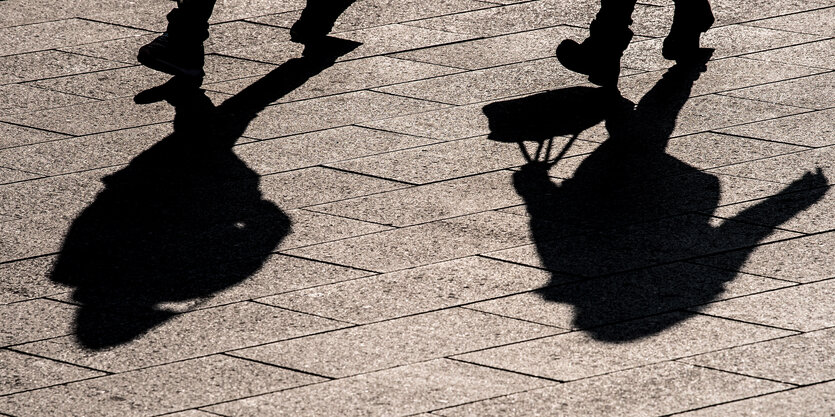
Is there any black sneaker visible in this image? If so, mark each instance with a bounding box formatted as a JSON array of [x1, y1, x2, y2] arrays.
[[137, 33, 205, 80]]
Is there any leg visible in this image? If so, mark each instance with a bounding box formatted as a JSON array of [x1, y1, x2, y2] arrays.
[[290, 0, 356, 43], [138, 0, 217, 80], [662, 0, 714, 61], [556, 0, 637, 87]]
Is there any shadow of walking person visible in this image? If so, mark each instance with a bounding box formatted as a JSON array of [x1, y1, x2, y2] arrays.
[[485, 50, 827, 342], [51, 38, 360, 349]]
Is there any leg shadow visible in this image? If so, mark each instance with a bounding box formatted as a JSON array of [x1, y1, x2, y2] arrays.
[[51, 38, 360, 349], [485, 51, 827, 342]]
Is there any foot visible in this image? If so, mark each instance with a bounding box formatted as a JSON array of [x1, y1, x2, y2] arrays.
[[556, 39, 621, 87], [662, 4, 715, 61], [138, 33, 205, 81]]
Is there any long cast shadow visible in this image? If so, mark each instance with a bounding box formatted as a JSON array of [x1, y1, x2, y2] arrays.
[[51, 39, 360, 349], [484, 52, 827, 342]]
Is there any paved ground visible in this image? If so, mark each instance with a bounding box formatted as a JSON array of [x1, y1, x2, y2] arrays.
[[2, 0, 835, 415]]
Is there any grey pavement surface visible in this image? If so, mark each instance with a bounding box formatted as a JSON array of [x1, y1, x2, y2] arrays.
[[1, 0, 834, 415]]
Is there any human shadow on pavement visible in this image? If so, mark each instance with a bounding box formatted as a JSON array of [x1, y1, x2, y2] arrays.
[[484, 50, 827, 342], [51, 38, 360, 349]]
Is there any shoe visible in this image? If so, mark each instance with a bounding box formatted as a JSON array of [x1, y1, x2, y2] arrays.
[[556, 39, 621, 87], [137, 33, 205, 80], [662, 2, 715, 62]]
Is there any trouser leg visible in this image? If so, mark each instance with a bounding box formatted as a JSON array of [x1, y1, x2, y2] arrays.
[[166, 0, 218, 44]]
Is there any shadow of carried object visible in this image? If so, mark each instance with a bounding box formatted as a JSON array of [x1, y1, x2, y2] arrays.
[[51, 38, 360, 349], [485, 50, 828, 342]]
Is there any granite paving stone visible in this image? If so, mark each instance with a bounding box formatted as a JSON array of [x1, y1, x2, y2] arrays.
[[665, 132, 806, 169], [392, 26, 588, 70], [328, 135, 597, 184], [405, 0, 598, 37], [337, 23, 476, 61], [0, 18, 148, 57], [717, 108, 835, 148], [676, 381, 835, 417], [0, 121, 67, 149], [682, 327, 835, 385], [29, 56, 276, 101], [725, 71, 835, 110], [666, 93, 805, 137], [0, 349, 104, 396], [249, 0, 493, 33], [0, 355, 323, 417], [0, 298, 77, 347], [709, 185, 835, 234], [308, 170, 523, 226], [258, 256, 555, 324], [0, 50, 128, 86], [203, 21, 292, 55], [257, 166, 406, 209], [206, 0, 306, 24], [277, 209, 393, 250], [0, 97, 174, 136], [0, 124, 171, 176], [696, 279, 835, 331], [485, 213, 800, 277], [0, 255, 68, 305], [375, 58, 590, 105], [691, 232, 835, 283], [745, 39, 835, 70], [206, 55, 460, 102], [284, 211, 544, 272], [3, 0, 834, 414], [617, 56, 825, 101], [621, 24, 825, 72], [745, 5, 835, 37], [712, 145, 835, 184], [232, 125, 438, 175], [0, 213, 77, 262], [709, 0, 833, 26], [58, 33, 160, 65], [0, 167, 40, 185], [359, 102, 493, 141], [231, 308, 561, 378], [14, 301, 346, 372], [0, 84, 94, 117], [240, 90, 446, 139], [206, 359, 551, 417], [467, 262, 793, 329], [436, 361, 789, 416], [158, 411, 220, 417], [453, 312, 793, 381], [83, 1, 176, 32], [0, 167, 110, 221]]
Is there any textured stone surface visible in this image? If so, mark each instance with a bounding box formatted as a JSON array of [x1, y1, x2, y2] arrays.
[[683, 327, 835, 385], [438, 362, 789, 416], [3, 0, 834, 414], [0, 349, 103, 395], [15, 302, 345, 372], [207, 359, 551, 417], [0, 355, 322, 417], [697, 279, 835, 331], [259, 256, 554, 324], [677, 381, 835, 417], [453, 313, 792, 381], [232, 308, 560, 377]]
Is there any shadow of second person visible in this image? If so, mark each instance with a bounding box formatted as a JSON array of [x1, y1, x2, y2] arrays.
[[50, 86, 290, 349], [487, 54, 827, 342]]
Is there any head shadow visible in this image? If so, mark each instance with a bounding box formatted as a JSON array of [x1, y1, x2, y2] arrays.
[[50, 38, 360, 349], [484, 51, 827, 342]]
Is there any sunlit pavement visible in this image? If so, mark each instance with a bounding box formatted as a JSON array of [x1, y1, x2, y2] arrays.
[[2, 0, 835, 415]]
